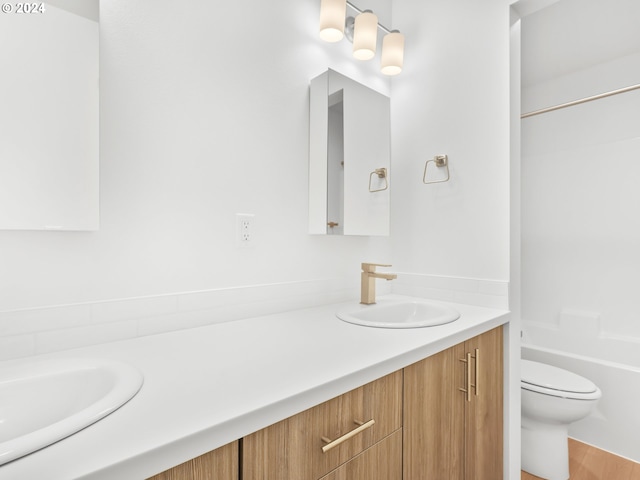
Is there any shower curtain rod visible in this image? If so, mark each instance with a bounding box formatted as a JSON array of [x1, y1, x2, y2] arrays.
[[521, 83, 640, 119]]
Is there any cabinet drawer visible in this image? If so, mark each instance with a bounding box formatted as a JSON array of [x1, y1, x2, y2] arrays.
[[243, 370, 402, 480], [147, 440, 238, 480], [319, 429, 402, 480]]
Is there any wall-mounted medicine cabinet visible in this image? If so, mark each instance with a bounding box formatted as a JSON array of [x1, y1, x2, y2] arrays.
[[309, 69, 390, 236], [0, 0, 99, 231]]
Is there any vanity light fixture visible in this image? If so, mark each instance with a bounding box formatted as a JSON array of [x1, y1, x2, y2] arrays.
[[318, 0, 405, 75]]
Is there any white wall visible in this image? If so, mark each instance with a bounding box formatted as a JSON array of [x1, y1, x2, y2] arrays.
[[508, 8, 522, 480], [0, 0, 393, 313], [521, 53, 640, 341], [0, 5, 99, 231], [391, 0, 512, 282], [1, 0, 513, 350]]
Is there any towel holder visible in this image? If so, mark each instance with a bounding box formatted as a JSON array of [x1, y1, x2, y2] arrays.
[[369, 168, 388, 192], [423, 155, 450, 184]]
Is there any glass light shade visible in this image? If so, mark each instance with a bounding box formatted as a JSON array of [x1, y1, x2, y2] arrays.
[[319, 0, 347, 42], [381, 31, 405, 75], [353, 11, 378, 60]]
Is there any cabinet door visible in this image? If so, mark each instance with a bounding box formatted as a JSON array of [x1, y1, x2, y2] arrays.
[[403, 342, 466, 480], [403, 326, 503, 480], [465, 327, 503, 480], [243, 370, 402, 480], [319, 430, 402, 480], [147, 440, 238, 480]]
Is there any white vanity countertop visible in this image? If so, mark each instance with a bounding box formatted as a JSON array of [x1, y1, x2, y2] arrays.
[[0, 295, 509, 479]]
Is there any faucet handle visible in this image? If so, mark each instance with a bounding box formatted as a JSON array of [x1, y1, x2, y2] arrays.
[[361, 262, 392, 272]]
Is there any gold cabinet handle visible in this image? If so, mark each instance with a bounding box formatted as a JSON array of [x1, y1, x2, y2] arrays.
[[474, 348, 480, 397], [459, 352, 472, 402], [321, 419, 375, 453], [459, 349, 479, 402]]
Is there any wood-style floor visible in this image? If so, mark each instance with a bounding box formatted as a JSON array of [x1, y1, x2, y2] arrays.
[[522, 439, 640, 480]]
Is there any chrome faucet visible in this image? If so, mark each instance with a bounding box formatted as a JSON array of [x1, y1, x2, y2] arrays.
[[361, 263, 397, 305]]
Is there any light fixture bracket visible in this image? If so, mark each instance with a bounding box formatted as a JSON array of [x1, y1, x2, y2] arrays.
[[345, 16, 355, 42], [346, 2, 392, 34]]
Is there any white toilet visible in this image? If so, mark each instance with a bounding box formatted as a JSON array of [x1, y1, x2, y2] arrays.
[[521, 359, 601, 480]]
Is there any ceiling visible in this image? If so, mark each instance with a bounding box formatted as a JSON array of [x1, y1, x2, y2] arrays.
[[521, 0, 640, 86]]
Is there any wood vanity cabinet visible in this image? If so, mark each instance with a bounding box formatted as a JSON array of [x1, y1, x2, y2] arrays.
[[147, 441, 238, 480], [242, 370, 403, 480], [403, 326, 503, 480], [147, 327, 503, 480]]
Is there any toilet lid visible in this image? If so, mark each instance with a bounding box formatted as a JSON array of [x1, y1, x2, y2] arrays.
[[521, 360, 600, 398]]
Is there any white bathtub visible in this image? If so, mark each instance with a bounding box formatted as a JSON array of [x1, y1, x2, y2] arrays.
[[522, 337, 640, 463]]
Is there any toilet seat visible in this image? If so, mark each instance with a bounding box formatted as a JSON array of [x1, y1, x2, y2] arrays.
[[521, 360, 602, 400]]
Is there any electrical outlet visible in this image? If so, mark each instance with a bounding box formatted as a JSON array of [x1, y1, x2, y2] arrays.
[[236, 213, 255, 247]]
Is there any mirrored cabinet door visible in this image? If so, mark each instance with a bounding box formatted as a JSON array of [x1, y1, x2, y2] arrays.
[[0, 0, 99, 231], [309, 69, 390, 236]]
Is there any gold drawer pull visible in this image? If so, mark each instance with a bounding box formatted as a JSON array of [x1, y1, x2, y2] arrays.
[[459, 352, 472, 402], [321, 419, 376, 453], [459, 349, 479, 402]]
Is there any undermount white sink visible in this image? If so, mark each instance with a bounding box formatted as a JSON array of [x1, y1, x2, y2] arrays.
[[336, 298, 460, 328], [0, 357, 143, 466]]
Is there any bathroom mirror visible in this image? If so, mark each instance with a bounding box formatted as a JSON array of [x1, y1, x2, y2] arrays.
[[0, 0, 99, 231], [309, 69, 390, 236]]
